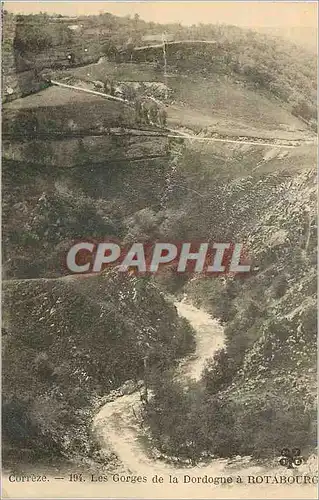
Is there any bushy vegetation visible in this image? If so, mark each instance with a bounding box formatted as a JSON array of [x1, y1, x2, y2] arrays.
[[6, 10, 316, 127], [131, 24, 316, 127], [144, 303, 316, 461], [2, 270, 195, 460], [2, 167, 123, 278], [143, 163, 317, 462], [2, 125, 170, 278], [14, 14, 74, 54], [3, 8, 317, 466]]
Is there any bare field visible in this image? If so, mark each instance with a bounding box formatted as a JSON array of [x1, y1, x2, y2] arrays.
[[3, 85, 125, 109]]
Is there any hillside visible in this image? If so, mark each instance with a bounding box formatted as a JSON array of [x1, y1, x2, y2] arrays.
[[3, 10, 317, 131], [2, 7, 317, 479], [63, 59, 312, 140], [130, 28, 317, 129], [180, 167, 317, 458], [3, 270, 195, 461], [2, 83, 171, 279]]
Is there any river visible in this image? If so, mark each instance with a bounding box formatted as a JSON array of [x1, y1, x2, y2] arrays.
[[3, 298, 316, 498], [92, 298, 317, 499], [93, 297, 225, 476]]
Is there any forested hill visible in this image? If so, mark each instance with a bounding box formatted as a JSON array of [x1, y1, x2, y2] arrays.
[[3, 10, 317, 127], [131, 25, 317, 129]]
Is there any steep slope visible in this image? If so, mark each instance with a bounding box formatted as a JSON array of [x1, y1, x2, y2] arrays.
[[2, 269, 195, 462], [2, 10, 317, 472], [219, 169, 317, 455], [2, 85, 171, 279], [148, 161, 317, 460]]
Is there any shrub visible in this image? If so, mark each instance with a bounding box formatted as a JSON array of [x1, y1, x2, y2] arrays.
[[203, 348, 234, 394], [14, 15, 53, 53], [14, 15, 74, 54]]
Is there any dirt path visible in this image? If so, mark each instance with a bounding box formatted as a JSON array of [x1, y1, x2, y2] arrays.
[[167, 131, 308, 148]]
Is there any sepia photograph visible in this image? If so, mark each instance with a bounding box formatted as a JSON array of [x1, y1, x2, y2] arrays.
[[1, 1, 318, 498]]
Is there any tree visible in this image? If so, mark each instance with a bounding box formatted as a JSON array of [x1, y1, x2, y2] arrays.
[[14, 18, 53, 53], [292, 99, 316, 123], [102, 40, 118, 60], [203, 349, 234, 394]]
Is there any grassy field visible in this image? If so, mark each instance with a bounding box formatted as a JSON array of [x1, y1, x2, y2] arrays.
[[60, 60, 310, 138], [3, 86, 137, 136], [185, 140, 317, 180], [62, 60, 163, 83], [167, 75, 310, 135]]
